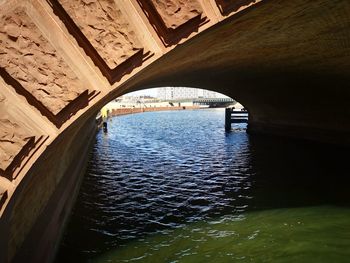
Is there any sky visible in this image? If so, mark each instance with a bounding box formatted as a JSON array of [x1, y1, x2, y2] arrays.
[[127, 88, 159, 97]]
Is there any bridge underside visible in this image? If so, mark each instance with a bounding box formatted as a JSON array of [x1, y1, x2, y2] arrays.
[[118, 0, 350, 144], [0, 0, 350, 262]]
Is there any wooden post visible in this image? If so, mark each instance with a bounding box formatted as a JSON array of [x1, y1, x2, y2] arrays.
[[225, 107, 231, 131]]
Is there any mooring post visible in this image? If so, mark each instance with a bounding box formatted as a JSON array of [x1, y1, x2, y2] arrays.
[[225, 107, 231, 131]]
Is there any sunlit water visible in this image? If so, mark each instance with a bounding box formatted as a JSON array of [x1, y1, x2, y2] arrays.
[[56, 109, 350, 262]]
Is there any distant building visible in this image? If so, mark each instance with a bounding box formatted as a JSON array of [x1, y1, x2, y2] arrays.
[[200, 89, 221, 98], [157, 87, 227, 100]]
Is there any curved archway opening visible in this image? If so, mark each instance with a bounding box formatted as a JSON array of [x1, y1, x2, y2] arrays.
[[58, 86, 254, 262], [97, 86, 249, 133]]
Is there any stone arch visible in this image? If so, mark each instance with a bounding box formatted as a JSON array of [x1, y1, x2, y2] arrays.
[[0, 0, 350, 262]]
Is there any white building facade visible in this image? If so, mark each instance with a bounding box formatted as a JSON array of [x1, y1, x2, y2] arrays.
[[157, 87, 227, 100]]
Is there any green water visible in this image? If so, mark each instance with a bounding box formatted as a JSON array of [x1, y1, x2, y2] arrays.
[[93, 206, 350, 263], [57, 110, 350, 262]]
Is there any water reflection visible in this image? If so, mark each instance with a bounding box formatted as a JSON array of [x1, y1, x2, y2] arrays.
[[56, 109, 350, 262]]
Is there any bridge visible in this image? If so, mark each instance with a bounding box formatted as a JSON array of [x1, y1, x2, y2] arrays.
[[0, 0, 350, 262], [193, 97, 235, 107]]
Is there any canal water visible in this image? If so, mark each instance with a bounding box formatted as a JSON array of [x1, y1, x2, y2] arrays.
[[56, 109, 350, 262]]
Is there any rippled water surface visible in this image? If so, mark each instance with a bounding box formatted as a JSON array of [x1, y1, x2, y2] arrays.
[[56, 109, 350, 262]]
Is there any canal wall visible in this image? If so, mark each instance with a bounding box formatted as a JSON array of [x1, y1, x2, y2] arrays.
[[109, 106, 201, 117]]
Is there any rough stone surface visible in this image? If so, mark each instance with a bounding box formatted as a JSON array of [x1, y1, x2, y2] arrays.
[[0, 8, 86, 115], [59, 0, 142, 69], [0, 93, 32, 173], [0, 118, 30, 173], [0, 186, 6, 197], [150, 0, 203, 29], [0, 185, 7, 207]]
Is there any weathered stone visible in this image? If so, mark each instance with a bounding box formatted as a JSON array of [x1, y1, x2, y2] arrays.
[[0, 119, 31, 172], [0, 8, 86, 115], [0, 186, 7, 209], [150, 0, 203, 29], [58, 0, 142, 69], [0, 186, 6, 197]]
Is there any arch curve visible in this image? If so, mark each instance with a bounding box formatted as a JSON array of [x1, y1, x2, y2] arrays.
[[1, 0, 350, 262]]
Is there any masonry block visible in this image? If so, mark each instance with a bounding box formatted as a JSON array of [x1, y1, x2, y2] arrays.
[[49, 0, 152, 84], [0, 7, 94, 128], [137, 0, 208, 46]]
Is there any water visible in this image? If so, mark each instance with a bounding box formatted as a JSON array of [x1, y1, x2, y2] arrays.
[[56, 109, 350, 262]]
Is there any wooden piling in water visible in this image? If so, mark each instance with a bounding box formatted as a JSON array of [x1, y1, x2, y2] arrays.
[[225, 108, 232, 131], [225, 108, 248, 131]]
